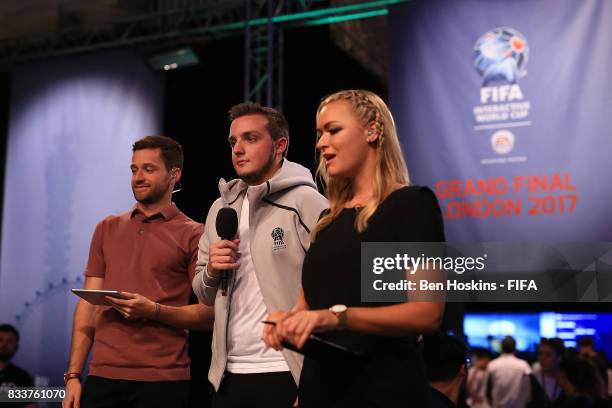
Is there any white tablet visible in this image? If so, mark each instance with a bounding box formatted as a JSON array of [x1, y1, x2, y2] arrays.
[[71, 289, 126, 306]]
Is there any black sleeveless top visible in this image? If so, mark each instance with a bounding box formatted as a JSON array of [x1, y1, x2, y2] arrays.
[[298, 186, 445, 408], [302, 186, 445, 353]]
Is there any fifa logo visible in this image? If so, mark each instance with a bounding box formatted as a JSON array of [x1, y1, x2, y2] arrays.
[[474, 27, 529, 104], [473, 27, 529, 86], [480, 85, 523, 104], [271, 227, 286, 251]]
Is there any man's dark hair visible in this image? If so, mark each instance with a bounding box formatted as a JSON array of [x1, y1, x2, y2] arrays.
[[560, 355, 604, 398], [132, 135, 184, 171], [577, 336, 595, 349], [423, 333, 468, 382], [471, 347, 492, 360], [501, 336, 516, 353], [0, 324, 19, 341], [540, 338, 565, 357], [228, 102, 290, 158]]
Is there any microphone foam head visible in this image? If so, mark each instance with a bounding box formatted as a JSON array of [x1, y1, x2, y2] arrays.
[[216, 207, 238, 239]]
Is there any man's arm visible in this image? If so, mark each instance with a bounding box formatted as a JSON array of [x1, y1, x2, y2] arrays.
[[106, 294, 214, 330], [157, 303, 214, 330], [67, 276, 104, 373], [63, 276, 104, 408], [193, 202, 227, 306], [194, 198, 262, 307], [295, 189, 328, 251]]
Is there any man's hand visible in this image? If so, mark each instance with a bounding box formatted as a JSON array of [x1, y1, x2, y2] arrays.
[[62, 378, 82, 408], [106, 292, 155, 320], [207, 239, 240, 278]]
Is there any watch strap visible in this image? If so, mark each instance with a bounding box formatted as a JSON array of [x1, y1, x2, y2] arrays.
[[64, 372, 81, 385]]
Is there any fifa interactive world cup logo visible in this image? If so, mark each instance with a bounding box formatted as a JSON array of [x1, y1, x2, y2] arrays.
[[473, 27, 529, 105], [473, 28, 531, 157], [473, 27, 529, 86]]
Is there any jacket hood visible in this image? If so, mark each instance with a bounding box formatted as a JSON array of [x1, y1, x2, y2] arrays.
[[218, 159, 318, 205]]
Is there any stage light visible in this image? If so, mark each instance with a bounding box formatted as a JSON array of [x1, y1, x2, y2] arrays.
[[147, 47, 199, 71]]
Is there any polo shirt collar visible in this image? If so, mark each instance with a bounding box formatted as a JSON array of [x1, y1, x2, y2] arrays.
[[130, 203, 179, 221]]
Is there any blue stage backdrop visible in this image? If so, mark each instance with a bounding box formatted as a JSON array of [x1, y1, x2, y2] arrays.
[[390, 0, 612, 241], [0, 50, 163, 385]]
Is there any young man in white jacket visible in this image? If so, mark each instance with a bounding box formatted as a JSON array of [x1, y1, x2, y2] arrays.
[[193, 102, 328, 408]]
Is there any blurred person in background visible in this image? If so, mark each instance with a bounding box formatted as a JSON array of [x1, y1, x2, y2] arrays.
[[424, 332, 469, 408], [528, 338, 565, 408], [578, 337, 609, 388], [467, 347, 492, 408], [0, 324, 35, 408], [486, 336, 531, 408], [557, 355, 607, 408]]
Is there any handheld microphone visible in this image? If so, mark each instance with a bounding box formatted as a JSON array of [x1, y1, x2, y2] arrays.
[[215, 207, 238, 296]]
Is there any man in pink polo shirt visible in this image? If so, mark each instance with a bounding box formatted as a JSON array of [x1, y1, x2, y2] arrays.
[[63, 136, 211, 408]]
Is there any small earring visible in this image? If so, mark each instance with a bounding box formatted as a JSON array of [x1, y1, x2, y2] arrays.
[[367, 129, 374, 135]]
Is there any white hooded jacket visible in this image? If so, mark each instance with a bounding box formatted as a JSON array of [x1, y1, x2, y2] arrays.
[[192, 159, 328, 390]]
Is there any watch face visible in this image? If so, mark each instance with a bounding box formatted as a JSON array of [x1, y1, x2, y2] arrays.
[[330, 304, 347, 313]]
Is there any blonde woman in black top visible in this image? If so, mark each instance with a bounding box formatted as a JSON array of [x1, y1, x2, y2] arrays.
[[263, 89, 445, 407]]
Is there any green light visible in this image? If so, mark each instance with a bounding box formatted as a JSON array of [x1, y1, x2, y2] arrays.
[[301, 9, 388, 26], [272, 0, 400, 23], [202, 0, 408, 34]]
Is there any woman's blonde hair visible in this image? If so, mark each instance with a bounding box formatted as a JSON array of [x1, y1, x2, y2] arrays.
[[311, 89, 410, 240]]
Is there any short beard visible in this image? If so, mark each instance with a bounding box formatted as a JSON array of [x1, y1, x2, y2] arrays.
[[134, 188, 166, 205], [132, 179, 170, 205], [238, 145, 277, 185]]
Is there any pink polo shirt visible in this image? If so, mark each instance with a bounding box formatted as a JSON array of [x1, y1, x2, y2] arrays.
[[85, 203, 203, 381]]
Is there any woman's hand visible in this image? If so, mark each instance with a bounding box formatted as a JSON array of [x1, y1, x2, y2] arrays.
[[275, 310, 339, 349], [262, 310, 291, 350]]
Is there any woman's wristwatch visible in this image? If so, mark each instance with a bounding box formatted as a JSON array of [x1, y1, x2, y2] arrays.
[[329, 304, 348, 329]]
